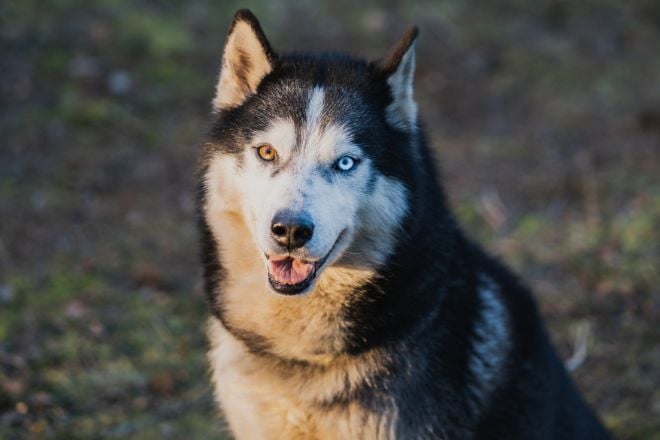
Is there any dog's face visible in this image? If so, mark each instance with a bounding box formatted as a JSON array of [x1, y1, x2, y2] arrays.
[[201, 10, 419, 297]]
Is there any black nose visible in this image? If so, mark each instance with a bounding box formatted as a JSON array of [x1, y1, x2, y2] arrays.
[[270, 210, 314, 249]]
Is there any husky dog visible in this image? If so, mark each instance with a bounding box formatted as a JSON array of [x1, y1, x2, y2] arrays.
[[197, 9, 610, 439]]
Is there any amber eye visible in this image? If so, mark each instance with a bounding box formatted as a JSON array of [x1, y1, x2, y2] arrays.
[[257, 144, 277, 161]]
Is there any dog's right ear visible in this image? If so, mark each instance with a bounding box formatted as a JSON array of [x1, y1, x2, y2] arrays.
[[213, 10, 277, 111], [372, 26, 419, 132]]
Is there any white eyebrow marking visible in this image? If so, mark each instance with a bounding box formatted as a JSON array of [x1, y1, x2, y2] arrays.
[[305, 86, 326, 135], [301, 86, 355, 163]]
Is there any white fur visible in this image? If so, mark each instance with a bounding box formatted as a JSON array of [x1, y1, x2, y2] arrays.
[[204, 82, 411, 438], [203, 84, 409, 360], [211, 86, 406, 271], [469, 274, 511, 408], [385, 42, 417, 132], [304, 86, 326, 148]]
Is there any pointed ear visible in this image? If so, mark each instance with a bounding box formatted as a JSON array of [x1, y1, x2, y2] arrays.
[[373, 26, 419, 132], [213, 10, 277, 111]]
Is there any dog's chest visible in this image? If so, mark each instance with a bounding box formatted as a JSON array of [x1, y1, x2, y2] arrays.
[[208, 320, 398, 440]]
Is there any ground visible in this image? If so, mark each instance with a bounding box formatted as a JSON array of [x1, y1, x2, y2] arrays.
[[1, 0, 659, 438]]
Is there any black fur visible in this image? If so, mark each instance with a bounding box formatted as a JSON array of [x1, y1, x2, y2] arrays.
[[197, 10, 611, 439]]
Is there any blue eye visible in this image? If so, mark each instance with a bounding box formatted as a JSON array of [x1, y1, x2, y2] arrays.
[[335, 156, 357, 172]]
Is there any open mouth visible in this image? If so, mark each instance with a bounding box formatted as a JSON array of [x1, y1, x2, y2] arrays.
[[266, 230, 345, 295], [267, 254, 330, 295]]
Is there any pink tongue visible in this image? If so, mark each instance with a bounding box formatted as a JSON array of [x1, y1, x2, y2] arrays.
[[269, 257, 314, 285]]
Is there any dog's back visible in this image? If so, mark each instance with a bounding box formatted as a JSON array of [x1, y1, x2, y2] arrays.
[[467, 244, 609, 438], [198, 10, 610, 439]]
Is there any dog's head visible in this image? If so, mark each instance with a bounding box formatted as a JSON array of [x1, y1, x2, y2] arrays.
[[201, 10, 419, 297]]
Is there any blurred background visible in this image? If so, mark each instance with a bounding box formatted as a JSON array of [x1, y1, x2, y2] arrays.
[[1, 0, 659, 438]]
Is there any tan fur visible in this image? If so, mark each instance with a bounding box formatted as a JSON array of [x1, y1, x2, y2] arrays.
[[204, 44, 411, 435], [204, 154, 374, 361], [203, 148, 407, 359], [209, 319, 398, 439], [214, 20, 273, 111], [203, 146, 409, 438]]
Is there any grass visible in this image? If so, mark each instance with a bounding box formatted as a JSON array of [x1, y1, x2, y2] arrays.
[[0, 270, 219, 439], [1, 0, 659, 438]]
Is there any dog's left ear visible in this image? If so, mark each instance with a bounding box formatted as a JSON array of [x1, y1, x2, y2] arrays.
[[213, 9, 277, 111], [373, 26, 419, 132]]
